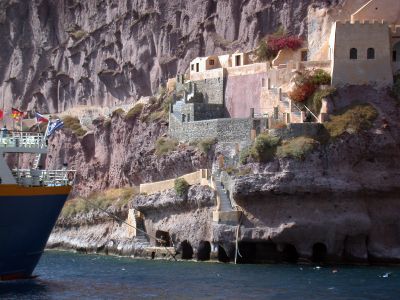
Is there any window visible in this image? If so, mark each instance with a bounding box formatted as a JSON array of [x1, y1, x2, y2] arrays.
[[350, 48, 357, 60], [209, 59, 214, 66], [262, 78, 266, 87], [191, 64, 194, 71], [196, 63, 199, 72], [301, 50, 308, 62], [393, 50, 397, 62], [367, 48, 375, 59], [235, 55, 241, 66]]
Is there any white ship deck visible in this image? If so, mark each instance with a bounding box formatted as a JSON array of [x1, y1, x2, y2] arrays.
[[0, 131, 75, 186]]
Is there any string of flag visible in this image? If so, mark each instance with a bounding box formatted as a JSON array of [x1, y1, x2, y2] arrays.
[[0, 108, 63, 136]]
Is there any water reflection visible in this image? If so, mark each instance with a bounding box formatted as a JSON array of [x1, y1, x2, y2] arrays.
[[0, 279, 49, 300]]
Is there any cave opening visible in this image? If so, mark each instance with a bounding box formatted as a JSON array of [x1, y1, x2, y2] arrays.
[[197, 241, 211, 261], [237, 241, 280, 264], [312, 243, 328, 263], [280, 243, 299, 263], [180, 240, 193, 260], [155, 230, 171, 247], [217, 245, 230, 263]]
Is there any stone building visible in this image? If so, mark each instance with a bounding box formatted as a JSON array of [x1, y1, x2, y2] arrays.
[[329, 0, 400, 86], [169, 0, 400, 142]]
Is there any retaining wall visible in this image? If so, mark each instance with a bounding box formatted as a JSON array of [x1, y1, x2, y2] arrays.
[[139, 169, 209, 195], [169, 114, 252, 143]]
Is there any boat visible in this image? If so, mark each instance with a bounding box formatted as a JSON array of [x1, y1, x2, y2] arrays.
[[0, 129, 75, 280]]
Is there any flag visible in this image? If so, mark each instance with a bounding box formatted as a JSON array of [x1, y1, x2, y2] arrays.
[[35, 112, 49, 123], [11, 108, 24, 120], [0, 109, 3, 120], [46, 119, 64, 137]]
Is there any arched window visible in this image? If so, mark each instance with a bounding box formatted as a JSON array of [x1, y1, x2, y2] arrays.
[[367, 48, 375, 59], [350, 48, 358, 60]]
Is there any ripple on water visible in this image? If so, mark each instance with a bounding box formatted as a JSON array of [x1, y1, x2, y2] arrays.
[[0, 251, 400, 300]]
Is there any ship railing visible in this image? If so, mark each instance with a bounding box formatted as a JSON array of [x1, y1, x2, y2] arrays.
[[12, 169, 76, 187], [0, 131, 46, 149]]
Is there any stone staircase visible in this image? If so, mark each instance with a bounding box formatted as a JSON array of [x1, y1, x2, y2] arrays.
[[212, 173, 242, 225], [132, 212, 150, 248], [215, 178, 234, 212]]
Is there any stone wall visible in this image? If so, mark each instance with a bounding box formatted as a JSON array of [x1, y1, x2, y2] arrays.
[[192, 77, 224, 105], [139, 169, 209, 195], [180, 103, 225, 121], [169, 114, 252, 143]]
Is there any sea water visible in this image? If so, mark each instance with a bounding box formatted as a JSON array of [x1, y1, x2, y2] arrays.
[[1, 251, 399, 300]]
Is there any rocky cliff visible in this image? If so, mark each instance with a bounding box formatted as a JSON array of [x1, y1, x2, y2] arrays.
[[0, 0, 335, 112], [46, 102, 212, 196]]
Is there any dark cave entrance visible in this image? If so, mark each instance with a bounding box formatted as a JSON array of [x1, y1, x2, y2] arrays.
[[180, 240, 193, 260], [197, 241, 211, 261], [280, 244, 299, 263], [237, 241, 280, 264], [312, 243, 328, 263], [217, 245, 230, 263], [155, 230, 171, 247]]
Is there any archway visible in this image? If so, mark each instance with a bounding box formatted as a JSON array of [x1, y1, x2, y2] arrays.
[[280, 244, 299, 263], [393, 41, 400, 73], [155, 230, 171, 247], [197, 241, 211, 261], [312, 243, 328, 263], [180, 240, 193, 260], [237, 241, 280, 264], [217, 245, 230, 263]]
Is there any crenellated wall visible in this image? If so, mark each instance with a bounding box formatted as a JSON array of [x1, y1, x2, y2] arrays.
[[331, 21, 393, 86]]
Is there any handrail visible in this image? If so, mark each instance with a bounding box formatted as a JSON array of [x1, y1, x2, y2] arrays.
[[302, 104, 319, 121], [291, 102, 319, 122], [0, 132, 46, 149], [12, 169, 76, 187]]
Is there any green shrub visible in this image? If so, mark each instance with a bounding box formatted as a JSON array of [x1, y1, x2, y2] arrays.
[[239, 147, 251, 165], [174, 178, 190, 197], [310, 69, 331, 85], [163, 95, 174, 113], [155, 137, 178, 156], [324, 104, 378, 138], [148, 110, 166, 122], [63, 116, 87, 137], [197, 138, 217, 154], [256, 40, 276, 62], [277, 137, 319, 160], [125, 103, 143, 120], [249, 133, 280, 163], [307, 87, 336, 115], [112, 108, 125, 118], [61, 187, 137, 217], [69, 30, 86, 40]]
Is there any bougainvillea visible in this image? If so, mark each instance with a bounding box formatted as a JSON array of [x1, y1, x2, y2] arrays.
[[256, 35, 303, 62], [288, 82, 317, 103], [267, 36, 303, 52]]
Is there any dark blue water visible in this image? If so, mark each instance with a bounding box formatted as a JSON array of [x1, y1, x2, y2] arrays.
[[1, 251, 399, 300]]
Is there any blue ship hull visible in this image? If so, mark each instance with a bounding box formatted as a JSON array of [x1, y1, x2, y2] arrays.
[[0, 186, 70, 280]]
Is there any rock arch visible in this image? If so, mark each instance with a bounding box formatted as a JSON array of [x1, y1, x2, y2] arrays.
[[180, 240, 193, 260], [312, 243, 328, 263], [197, 241, 211, 261]]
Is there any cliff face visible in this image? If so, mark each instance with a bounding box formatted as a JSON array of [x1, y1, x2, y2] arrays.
[[47, 112, 211, 197], [0, 0, 333, 113]]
